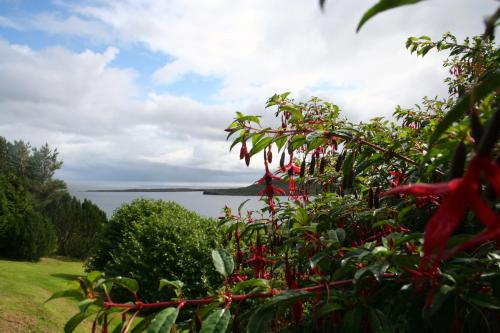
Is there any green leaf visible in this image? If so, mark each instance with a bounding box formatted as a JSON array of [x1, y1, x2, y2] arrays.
[[317, 303, 343, 317], [428, 69, 500, 147], [211, 249, 235, 278], [342, 307, 364, 333], [247, 290, 314, 333], [108, 277, 139, 293], [238, 199, 251, 215], [282, 105, 304, 120], [86, 271, 103, 284], [229, 136, 244, 152], [131, 315, 154, 333], [64, 307, 100, 333], [369, 308, 395, 333], [357, 0, 423, 32], [291, 135, 307, 150], [466, 293, 500, 310], [251, 133, 264, 146], [78, 299, 97, 313], [342, 152, 354, 177], [200, 308, 231, 333], [275, 136, 288, 151], [249, 136, 274, 157], [231, 279, 270, 294], [327, 228, 346, 245], [159, 279, 184, 297], [147, 307, 179, 333], [45, 289, 84, 303]]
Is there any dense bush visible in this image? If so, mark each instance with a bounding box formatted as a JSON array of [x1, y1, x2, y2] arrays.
[[0, 174, 56, 261], [86, 198, 225, 301], [53, 3, 499, 332], [0, 136, 106, 261], [43, 193, 107, 259]]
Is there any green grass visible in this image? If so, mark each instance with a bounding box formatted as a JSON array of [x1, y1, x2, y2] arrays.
[[0, 257, 91, 333]]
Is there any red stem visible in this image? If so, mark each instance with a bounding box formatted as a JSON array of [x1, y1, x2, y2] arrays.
[[103, 274, 395, 310]]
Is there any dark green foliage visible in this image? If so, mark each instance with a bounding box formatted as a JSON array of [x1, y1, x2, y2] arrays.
[[0, 136, 105, 261], [0, 174, 56, 260], [44, 193, 107, 259], [86, 199, 224, 301]]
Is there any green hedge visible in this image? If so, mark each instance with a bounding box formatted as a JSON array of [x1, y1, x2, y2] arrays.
[[86, 198, 225, 301], [0, 174, 56, 261]]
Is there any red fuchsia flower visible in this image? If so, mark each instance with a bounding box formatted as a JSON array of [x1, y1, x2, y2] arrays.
[[229, 273, 248, 284], [281, 154, 301, 193], [388, 169, 405, 187], [382, 154, 500, 304], [246, 235, 269, 278], [256, 155, 284, 213]]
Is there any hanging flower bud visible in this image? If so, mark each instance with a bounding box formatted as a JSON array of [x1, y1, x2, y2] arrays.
[[368, 188, 374, 209], [470, 112, 483, 146], [478, 108, 500, 155], [300, 158, 306, 178], [287, 142, 293, 155], [319, 157, 326, 174], [245, 152, 250, 166], [267, 149, 273, 163], [239, 141, 247, 160], [374, 187, 381, 208], [236, 249, 244, 264], [448, 141, 466, 180], [335, 151, 345, 172], [280, 151, 286, 169], [309, 155, 316, 175]]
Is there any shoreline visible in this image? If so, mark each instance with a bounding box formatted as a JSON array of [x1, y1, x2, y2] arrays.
[[86, 183, 274, 196]]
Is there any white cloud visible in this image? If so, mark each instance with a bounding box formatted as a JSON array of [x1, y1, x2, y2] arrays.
[[0, 0, 497, 182], [0, 16, 22, 30]]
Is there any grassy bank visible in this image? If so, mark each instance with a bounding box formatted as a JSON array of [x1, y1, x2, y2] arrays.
[[0, 257, 90, 333]]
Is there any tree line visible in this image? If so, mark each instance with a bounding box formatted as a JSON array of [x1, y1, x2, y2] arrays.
[[0, 137, 107, 260]]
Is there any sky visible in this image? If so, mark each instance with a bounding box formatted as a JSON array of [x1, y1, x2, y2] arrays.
[[0, 0, 497, 185]]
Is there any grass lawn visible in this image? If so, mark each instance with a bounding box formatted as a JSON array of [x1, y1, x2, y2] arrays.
[[0, 257, 91, 333]]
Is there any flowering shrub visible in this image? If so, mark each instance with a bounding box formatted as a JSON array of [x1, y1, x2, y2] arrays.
[[49, 4, 499, 333]]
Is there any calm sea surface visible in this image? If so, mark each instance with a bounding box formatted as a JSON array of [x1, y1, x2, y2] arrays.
[[67, 181, 263, 218]]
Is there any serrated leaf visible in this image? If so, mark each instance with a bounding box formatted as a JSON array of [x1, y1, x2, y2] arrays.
[[211, 249, 234, 277], [357, 0, 424, 32], [200, 308, 231, 333], [147, 307, 179, 333]]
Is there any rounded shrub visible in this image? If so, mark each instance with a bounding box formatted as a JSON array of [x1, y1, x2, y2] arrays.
[[86, 198, 224, 301]]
